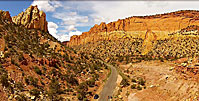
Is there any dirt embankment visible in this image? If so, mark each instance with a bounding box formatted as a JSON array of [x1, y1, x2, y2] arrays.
[[116, 61, 199, 101]]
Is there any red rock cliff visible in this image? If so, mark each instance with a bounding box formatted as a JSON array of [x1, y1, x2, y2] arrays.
[[67, 10, 199, 46], [12, 5, 48, 32]]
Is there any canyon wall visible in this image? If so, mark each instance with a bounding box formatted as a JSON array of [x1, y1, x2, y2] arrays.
[[67, 10, 199, 47]]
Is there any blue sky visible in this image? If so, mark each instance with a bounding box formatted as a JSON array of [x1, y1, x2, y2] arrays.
[[1, 1, 199, 42], [0, 1, 32, 16]]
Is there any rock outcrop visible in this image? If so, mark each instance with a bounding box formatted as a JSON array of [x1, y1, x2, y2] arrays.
[[66, 10, 199, 46], [12, 5, 48, 32], [0, 10, 12, 22], [142, 29, 157, 55]]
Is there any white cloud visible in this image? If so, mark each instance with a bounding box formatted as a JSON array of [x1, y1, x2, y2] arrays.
[[53, 12, 89, 26], [45, 1, 199, 42], [32, 0, 62, 12], [59, 25, 77, 33], [48, 22, 82, 42], [89, 1, 199, 23], [68, 25, 77, 32], [57, 34, 70, 42], [57, 31, 82, 42], [69, 31, 82, 37], [48, 22, 58, 39]]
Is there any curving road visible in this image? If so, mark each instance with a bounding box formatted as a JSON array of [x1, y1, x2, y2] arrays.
[[98, 61, 118, 101]]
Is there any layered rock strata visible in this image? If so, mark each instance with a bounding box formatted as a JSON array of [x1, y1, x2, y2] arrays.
[[67, 10, 199, 47]]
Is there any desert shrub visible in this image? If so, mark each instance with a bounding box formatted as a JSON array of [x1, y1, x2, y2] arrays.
[[137, 78, 145, 86], [93, 74, 99, 80], [4, 52, 9, 58], [42, 66, 47, 72], [86, 79, 95, 87], [48, 78, 63, 100], [25, 77, 29, 85], [120, 79, 130, 87], [4, 47, 8, 51], [29, 89, 40, 98], [34, 66, 42, 75], [15, 94, 27, 101], [77, 82, 88, 100], [65, 74, 79, 86], [118, 56, 124, 62], [11, 58, 20, 67], [49, 78, 62, 94], [77, 93, 83, 100], [131, 84, 136, 89], [11, 58, 15, 64], [0, 74, 9, 87], [54, 63, 59, 69], [137, 85, 142, 90], [25, 76, 38, 87], [15, 82, 24, 91], [50, 68, 57, 76], [131, 78, 136, 83], [18, 53, 24, 62]]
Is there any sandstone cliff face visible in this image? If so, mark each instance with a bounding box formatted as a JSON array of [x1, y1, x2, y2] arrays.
[[12, 5, 48, 32], [67, 10, 199, 46]]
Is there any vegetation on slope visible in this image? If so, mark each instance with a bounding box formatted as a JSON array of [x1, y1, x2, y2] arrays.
[[0, 11, 108, 101]]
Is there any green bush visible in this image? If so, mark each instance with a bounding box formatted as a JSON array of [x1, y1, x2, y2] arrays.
[[18, 54, 24, 62], [30, 89, 40, 97], [15, 82, 24, 91], [137, 85, 142, 90], [4, 52, 9, 58], [131, 78, 136, 83], [25, 76, 38, 87], [49, 78, 62, 94], [120, 79, 130, 87], [42, 66, 47, 72], [15, 94, 27, 101], [11, 58, 15, 64], [86, 79, 95, 87], [77, 82, 88, 100], [77, 93, 83, 100], [0, 64, 2, 68], [131, 84, 136, 89], [34, 66, 42, 75], [0, 74, 9, 87], [138, 78, 145, 86]]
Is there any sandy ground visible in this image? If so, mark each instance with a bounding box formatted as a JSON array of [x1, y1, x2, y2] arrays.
[[115, 60, 199, 101]]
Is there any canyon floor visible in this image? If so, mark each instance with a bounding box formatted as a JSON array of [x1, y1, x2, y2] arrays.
[[113, 60, 199, 101]]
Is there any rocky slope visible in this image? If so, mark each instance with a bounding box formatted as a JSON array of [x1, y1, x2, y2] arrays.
[[12, 5, 48, 32], [67, 10, 199, 47], [67, 10, 199, 101], [0, 6, 108, 101]]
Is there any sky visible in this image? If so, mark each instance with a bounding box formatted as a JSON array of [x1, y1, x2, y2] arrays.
[[1, 1, 199, 42]]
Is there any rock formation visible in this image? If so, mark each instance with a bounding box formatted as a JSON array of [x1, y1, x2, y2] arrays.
[[0, 10, 12, 22], [142, 29, 157, 55], [66, 10, 199, 47], [12, 5, 48, 32]]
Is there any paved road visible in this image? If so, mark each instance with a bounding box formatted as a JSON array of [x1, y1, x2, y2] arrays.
[[98, 61, 118, 101]]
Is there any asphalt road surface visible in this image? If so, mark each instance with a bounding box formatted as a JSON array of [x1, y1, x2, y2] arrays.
[[98, 61, 118, 101]]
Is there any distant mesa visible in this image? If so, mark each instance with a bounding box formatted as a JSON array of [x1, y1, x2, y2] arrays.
[[12, 5, 48, 32], [66, 10, 199, 47]]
